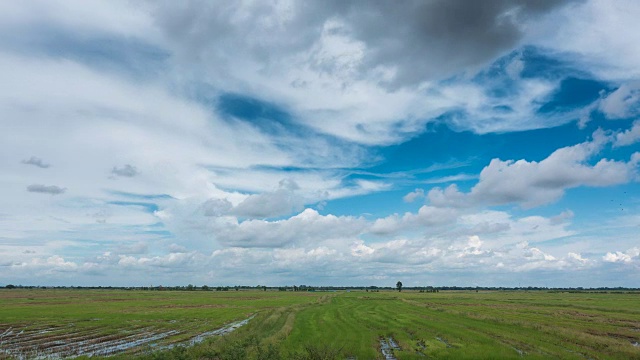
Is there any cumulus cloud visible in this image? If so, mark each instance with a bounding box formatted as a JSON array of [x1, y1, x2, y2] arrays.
[[348, 233, 592, 273], [231, 179, 304, 218], [26, 184, 66, 195], [470, 132, 632, 207], [403, 188, 424, 203], [201, 198, 233, 217], [213, 208, 366, 248], [116, 251, 206, 270], [550, 210, 575, 225], [600, 82, 640, 119], [370, 206, 459, 235], [428, 130, 639, 208], [603, 247, 640, 263], [9, 255, 78, 274], [614, 120, 640, 147], [111, 164, 138, 177], [168, 243, 187, 253], [21, 156, 50, 168], [567, 252, 589, 264], [428, 184, 471, 208], [0, 207, 604, 286], [457, 210, 575, 246]]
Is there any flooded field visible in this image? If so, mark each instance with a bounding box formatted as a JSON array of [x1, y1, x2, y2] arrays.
[[1, 289, 640, 359], [0, 289, 320, 359], [0, 316, 254, 359]]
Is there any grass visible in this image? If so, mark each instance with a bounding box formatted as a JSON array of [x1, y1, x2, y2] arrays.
[[1, 289, 639, 359]]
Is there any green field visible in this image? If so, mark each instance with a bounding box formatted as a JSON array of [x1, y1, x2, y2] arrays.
[[1, 289, 639, 359]]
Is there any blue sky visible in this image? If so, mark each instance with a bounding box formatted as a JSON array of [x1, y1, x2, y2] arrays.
[[1, 0, 639, 287]]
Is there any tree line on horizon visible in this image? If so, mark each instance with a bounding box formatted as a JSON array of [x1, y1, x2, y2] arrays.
[[3, 284, 640, 292]]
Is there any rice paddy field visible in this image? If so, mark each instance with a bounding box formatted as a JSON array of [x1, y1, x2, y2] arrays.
[[1, 289, 639, 359]]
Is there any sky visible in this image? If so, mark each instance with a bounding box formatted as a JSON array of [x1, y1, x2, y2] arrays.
[[1, 0, 639, 288]]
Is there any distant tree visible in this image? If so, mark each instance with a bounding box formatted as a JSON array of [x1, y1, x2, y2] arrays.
[[6, 284, 16, 289], [186, 284, 195, 291], [263, 286, 267, 291], [396, 281, 403, 292], [202, 285, 209, 291]]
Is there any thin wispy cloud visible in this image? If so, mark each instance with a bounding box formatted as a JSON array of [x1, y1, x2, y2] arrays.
[[21, 156, 50, 168], [26, 184, 66, 195], [111, 164, 138, 178]]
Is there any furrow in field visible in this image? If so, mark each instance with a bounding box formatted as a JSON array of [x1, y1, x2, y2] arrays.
[[188, 315, 255, 345], [0, 325, 64, 345], [76, 329, 182, 357], [0, 327, 81, 351], [43, 330, 156, 358]]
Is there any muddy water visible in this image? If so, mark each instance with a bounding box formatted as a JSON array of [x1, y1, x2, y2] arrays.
[[512, 346, 524, 356], [435, 336, 452, 348], [0, 315, 254, 359], [379, 337, 400, 360]]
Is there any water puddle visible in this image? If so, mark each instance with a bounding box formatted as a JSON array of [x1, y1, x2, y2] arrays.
[[435, 336, 452, 348], [188, 315, 254, 345], [414, 340, 427, 357], [0, 327, 14, 338], [78, 330, 181, 357], [379, 337, 400, 360], [512, 346, 524, 356]]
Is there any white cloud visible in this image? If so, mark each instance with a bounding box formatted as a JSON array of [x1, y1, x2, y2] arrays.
[[530, 0, 640, 81], [600, 82, 640, 119], [168, 243, 188, 253], [231, 179, 304, 218], [370, 206, 459, 235], [428, 131, 639, 208], [567, 252, 589, 264], [0, 205, 617, 286], [212, 208, 366, 248], [201, 198, 233, 217], [403, 188, 424, 203], [550, 210, 574, 225], [614, 120, 640, 147], [603, 247, 640, 263], [428, 184, 470, 208]]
